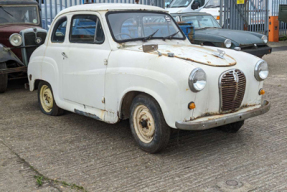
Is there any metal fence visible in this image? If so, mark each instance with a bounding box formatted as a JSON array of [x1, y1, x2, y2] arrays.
[[271, 0, 287, 37], [219, 0, 269, 35], [39, 0, 165, 29]]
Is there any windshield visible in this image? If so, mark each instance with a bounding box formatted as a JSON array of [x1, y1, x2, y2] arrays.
[[181, 15, 221, 29], [107, 12, 185, 42], [0, 5, 40, 25], [205, 0, 220, 7], [170, 0, 193, 8]]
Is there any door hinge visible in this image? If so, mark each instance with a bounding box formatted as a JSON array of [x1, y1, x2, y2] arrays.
[[102, 97, 105, 104], [104, 59, 108, 65]]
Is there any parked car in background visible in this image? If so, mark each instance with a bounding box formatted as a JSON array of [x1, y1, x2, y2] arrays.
[[0, 0, 47, 93], [28, 4, 270, 153], [166, 0, 209, 13], [172, 12, 272, 58]]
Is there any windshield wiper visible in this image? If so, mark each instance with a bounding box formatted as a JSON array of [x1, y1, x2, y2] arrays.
[[142, 29, 159, 42], [163, 31, 180, 40], [0, 6, 14, 18]]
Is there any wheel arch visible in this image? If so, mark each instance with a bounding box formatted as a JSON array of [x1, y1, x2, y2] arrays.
[[118, 88, 173, 127]]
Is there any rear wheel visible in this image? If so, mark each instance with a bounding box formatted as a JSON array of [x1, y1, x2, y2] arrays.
[[129, 94, 170, 153], [38, 81, 63, 116], [0, 63, 8, 93], [217, 121, 244, 133]]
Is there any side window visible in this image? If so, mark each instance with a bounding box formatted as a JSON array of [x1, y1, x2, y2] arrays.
[[51, 17, 67, 43], [70, 15, 105, 44]]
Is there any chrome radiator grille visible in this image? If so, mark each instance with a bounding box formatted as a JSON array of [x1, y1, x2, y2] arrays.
[[219, 69, 246, 113]]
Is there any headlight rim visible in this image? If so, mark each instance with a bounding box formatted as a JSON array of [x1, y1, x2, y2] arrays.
[[9, 33, 23, 47], [254, 60, 269, 81], [261, 35, 268, 44], [224, 39, 232, 48], [188, 67, 207, 92]]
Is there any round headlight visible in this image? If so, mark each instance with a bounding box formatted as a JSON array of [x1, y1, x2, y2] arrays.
[[188, 68, 207, 92], [261, 35, 268, 44], [224, 39, 232, 48], [9, 33, 22, 47], [254, 60, 269, 81]]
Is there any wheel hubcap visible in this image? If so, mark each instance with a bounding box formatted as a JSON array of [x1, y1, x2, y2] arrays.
[[133, 105, 155, 143], [40, 85, 53, 113]]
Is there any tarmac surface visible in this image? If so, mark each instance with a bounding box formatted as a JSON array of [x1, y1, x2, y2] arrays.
[[0, 42, 287, 191]]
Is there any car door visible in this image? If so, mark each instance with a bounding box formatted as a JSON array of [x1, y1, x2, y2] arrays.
[[44, 16, 69, 99], [62, 13, 110, 110]]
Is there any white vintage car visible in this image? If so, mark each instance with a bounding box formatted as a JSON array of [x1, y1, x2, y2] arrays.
[[28, 4, 270, 153]]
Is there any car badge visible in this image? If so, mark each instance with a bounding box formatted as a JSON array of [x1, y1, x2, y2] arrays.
[[35, 37, 42, 45], [212, 49, 225, 59], [254, 44, 257, 47]]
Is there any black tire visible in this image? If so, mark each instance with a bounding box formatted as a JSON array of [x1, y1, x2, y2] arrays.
[[0, 63, 8, 93], [217, 121, 244, 133], [38, 81, 64, 116], [129, 94, 170, 153]]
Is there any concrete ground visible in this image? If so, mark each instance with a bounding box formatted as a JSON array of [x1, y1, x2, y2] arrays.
[[0, 43, 287, 192]]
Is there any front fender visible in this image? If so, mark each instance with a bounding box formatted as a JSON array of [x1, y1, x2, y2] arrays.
[[0, 44, 24, 65]]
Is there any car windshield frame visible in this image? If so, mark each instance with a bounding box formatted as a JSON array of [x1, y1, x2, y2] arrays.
[[106, 11, 186, 43], [170, 0, 193, 8], [0, 5, 40, 26], [181, 14, 221, 29]]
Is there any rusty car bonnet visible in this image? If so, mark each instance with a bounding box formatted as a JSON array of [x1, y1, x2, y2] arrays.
[[124, 44, 237, 67]]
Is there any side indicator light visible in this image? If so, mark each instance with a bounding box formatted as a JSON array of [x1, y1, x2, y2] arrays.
[[259, 89, 265, 95], [188, 102, 196, 110], [216, 16, 220, 20]]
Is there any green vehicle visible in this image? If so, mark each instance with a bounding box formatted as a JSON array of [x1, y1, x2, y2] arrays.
[[172, 12, 272, 58]]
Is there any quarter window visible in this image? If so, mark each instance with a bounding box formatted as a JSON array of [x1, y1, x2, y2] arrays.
[[51, 17, 67, 43], [70, 15, 105, 44]]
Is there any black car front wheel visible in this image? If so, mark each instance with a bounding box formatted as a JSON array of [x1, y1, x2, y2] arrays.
[[0, 63, 8, 93], [130, 94, 170, 153]]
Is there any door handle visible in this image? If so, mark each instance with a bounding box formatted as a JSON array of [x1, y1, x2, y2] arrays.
[[62, 52, 68, 58]]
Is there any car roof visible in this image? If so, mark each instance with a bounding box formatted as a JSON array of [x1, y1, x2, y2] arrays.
[[0, 0, 38, 5], [58, 3, 167, 15], [170, 12, 212, 17]]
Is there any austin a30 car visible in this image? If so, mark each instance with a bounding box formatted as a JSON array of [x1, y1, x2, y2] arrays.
[[27, 4, 270, 153]]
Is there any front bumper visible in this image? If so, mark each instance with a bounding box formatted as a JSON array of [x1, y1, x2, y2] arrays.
[[242, 46, 272, 57], [175, 100, 270, 130]]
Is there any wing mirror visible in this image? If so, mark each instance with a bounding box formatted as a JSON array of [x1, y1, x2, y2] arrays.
[[142, 44, 162, 56]]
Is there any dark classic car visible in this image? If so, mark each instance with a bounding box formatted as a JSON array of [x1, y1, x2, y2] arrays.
[[171, 12, 272, 58], [0, 0, 47, 93]]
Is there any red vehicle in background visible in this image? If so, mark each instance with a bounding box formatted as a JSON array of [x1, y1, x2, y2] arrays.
[[0, 0, 46, 93]]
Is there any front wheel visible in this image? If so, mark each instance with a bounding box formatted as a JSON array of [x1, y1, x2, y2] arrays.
[[38, 81, 63, 116], [129, 94, 170, 153], [217, 121, 244, 133], [0, 63, 8, 93]]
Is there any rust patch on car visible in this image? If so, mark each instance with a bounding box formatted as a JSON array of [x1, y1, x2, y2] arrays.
[[192, 104, 259, 121]]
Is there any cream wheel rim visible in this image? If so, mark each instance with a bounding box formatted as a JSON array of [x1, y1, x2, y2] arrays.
[[40, 85, 53, 113], [133, 105, 155, 143]]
